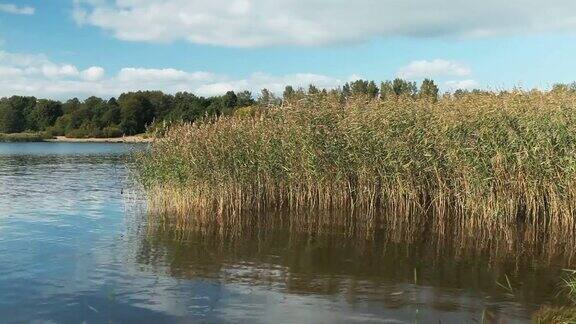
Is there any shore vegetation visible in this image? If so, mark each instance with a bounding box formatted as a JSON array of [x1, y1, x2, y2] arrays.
[[136, 80, 576, 257], [0, 132, 53, 142]]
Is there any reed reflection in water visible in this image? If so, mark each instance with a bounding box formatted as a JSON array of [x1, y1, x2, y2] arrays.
[[137, 213, 576, 323]]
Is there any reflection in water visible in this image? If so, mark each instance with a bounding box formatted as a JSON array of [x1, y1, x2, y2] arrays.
[[138, 221, 574, 323], [0, 142, 572, 323]]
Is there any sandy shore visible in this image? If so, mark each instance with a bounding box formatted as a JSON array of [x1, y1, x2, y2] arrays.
[[45, 135, 153, 143]]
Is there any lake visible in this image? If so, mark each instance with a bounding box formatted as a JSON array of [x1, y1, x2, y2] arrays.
[[0, 143, 571, 323]]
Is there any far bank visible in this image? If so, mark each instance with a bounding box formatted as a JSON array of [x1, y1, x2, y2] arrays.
[[45, 135, 152, 143], [0, 133, 152, 143]]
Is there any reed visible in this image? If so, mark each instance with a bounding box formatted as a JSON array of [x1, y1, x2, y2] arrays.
[[533, 271, 576, 323], [0, 132, 53, 142], [135, 89, 576, 251], [567, 271, 576, 302]]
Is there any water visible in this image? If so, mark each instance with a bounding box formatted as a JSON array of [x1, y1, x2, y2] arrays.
[[0, 143, 571, 323]]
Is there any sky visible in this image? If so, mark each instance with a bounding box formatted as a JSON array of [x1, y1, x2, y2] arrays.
[[1, 0, 576, 99]]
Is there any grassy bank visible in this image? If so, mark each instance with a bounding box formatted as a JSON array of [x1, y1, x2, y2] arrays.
[[136, 90, 576, 252], [534, 271, 576, 323], [0, 132, 53, 142]]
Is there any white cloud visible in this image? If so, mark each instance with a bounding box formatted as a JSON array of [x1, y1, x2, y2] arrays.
[[0, 3, 34, 15], [397, 59, 471, 79], [0, 51, 82, 79], [0, 50, 349, 99], [0, 51, 48, 66], [0, 50, 489, 98], [73, 0, 576, 47], [42, 64, 79, 79], [445, 79, 480, 91], [196, 72, 347, 96], [81, 66, 105, 81], [0, 66, 23, 77], [117, 68, 214, 83]]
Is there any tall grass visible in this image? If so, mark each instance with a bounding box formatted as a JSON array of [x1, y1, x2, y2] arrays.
[[534, 271, 576, 323], [136, 90, 576, 253], [0, 132, 53, 142], [566, 271, 576, 303]]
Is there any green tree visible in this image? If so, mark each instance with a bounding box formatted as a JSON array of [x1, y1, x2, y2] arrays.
[[308, 85, 320, 95], [30, 100, 63, 131], [419, 79, 439, 102], [236, 91, 255, 107], [380, 81, 394, 100], [5, 96, 36, 131], [222, 91, 238, 110], [51, 114, 73, 136], [551, 83, 576, 93], [62, 98, 81, 115], [167, 92, 212, 123], [84, 96, 108, 128], [101, 98, 121, 127], [350, 80, 368, 95], [69, 105, 93, 130], [350, 80, 379, 98], [142, 91, 173, 120], [258, 89, 277, 107], [283, 86, 295, 100], [0, 99, 25, 133], [367, 81, 379, 98], [392, 78, 417, 97], [119, 93, 154, 135]]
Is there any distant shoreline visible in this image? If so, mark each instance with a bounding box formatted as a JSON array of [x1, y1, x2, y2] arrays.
[[44, 135, 152, 143]]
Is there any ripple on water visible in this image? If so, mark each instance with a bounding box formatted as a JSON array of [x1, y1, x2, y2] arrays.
[[0, 142, 570, 323]]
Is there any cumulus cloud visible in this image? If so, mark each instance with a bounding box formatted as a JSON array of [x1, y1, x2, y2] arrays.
[[42, 64, 79, 79], [0, 3, 34, 15], [397, 59, 471, 79], [73, 0, 576, 47], [196, 72, 352, 96], [445, 79, 480, 91], [117, 68, 214, 83], [396, 59, 480, 91], [0, 50, 350, 99], [0, 50, 487, 98], [0, 52, 81, 79], [80, 66, 105, 81]]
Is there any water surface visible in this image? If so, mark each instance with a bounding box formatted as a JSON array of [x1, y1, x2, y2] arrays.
[[0, 142, 571, 323]]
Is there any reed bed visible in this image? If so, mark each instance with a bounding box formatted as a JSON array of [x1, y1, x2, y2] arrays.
[[136, 90, 576, 253], [0, 132, 53, 142]]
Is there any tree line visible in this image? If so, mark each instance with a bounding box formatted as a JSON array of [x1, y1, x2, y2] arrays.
[[0, 90, 255, 138], [0, 78, 443, 137]]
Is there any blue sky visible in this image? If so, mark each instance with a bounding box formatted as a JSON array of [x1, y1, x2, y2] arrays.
[[1, 0, 576, 99]]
